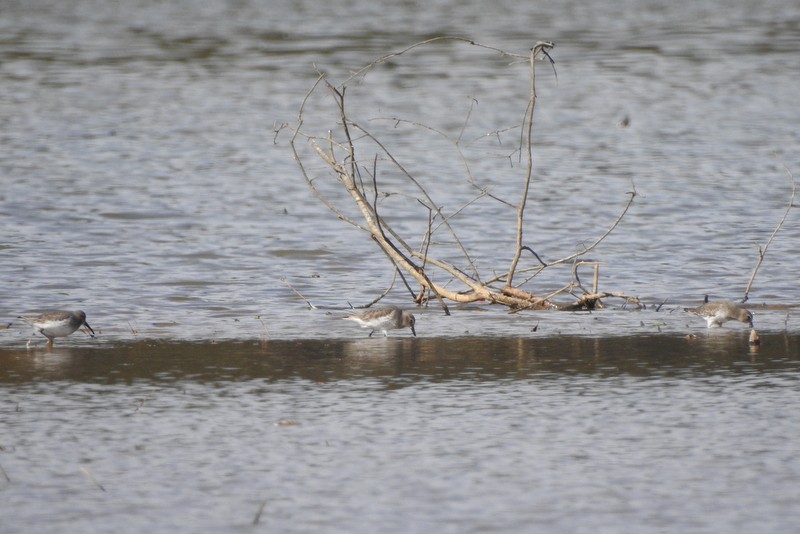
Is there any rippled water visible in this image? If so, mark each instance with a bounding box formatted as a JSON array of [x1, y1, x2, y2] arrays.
[[2, 0, 800, 532], [1, 0, 799, 341], [2, 334, 800, 533]]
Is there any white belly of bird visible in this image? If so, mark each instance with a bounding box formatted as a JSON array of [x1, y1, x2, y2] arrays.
[[39, 320, 79, 338]]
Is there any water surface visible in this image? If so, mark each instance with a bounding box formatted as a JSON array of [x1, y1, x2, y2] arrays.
[[2, 334, 800, 533], [1, 0, 798, 341], [1, 0, 800, 532]]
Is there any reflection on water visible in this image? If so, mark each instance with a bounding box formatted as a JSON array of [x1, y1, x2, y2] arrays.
[[2, 334, 800, 533], [2, 333, 797, 385]]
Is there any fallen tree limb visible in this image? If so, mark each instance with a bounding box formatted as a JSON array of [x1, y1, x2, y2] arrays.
[[289, 38, 635, 311]]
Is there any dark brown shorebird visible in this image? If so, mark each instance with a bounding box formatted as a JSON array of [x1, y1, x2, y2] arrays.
[[17, 310, 96, 346], [684, 300, 753, 328], [343, 306, 416, 337]]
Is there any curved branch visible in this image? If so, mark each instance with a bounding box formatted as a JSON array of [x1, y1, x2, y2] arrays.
[[341, 36, 530, 88], [544, 184, 637, 269]]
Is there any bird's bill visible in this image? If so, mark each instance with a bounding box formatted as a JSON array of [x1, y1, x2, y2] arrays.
[[410, 324, 416, 336], [83, 321, 96, 337]]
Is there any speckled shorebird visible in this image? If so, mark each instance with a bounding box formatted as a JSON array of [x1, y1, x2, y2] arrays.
[[17, 310, 96, 346], [343, 306, 416, 337], [684, 300, 753, 328]]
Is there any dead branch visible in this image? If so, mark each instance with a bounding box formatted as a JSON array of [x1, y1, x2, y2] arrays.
[[546, 184, 638, 269], [349, 122, 480, 273], [364, 267, 399, 308], [342, 36, 530, 88], [506, 44, 550, 288], [483, 185, 636, 288], [289, 38, 635, 312], [280, 277, 317, 309], [557, 291, 641, 311], [742, 167, 796, 303]]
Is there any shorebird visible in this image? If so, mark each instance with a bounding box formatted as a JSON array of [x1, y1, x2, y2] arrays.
[[17, 310, 96, 346], [684, 300, 753, 328], [343, 306, 416, 337]]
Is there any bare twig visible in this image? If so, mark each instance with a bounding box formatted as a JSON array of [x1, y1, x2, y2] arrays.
[[742, 168, 796, 303], [257, 316, 270, 340], [253, 499, 268, 525], [382, 110, 497, 202], [457, 98, 478, 145], [364, 267, 399, 307], [79, 467, 106, 492], [419, 200, 435, 276], [539, 183, 637, 269], [350, 121, 479, 276], [292, 75, 371, 232], [372, 114, 502, 273], [280, 277, 317, 309], [363, 155, 438, 306], [370, 237, 424, 301], [342, 36, 529, 87], [477, 182, 636, 289], [505, 45, 549, 288]]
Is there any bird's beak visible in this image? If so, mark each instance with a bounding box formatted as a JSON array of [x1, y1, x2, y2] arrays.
[[83, 321, 96, 338], [411, 324, 416, 337]]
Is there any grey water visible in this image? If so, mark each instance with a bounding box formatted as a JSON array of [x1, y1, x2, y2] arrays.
[[2, 0, 800, 532]]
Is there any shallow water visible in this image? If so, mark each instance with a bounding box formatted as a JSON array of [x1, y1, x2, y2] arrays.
[[2, 334, 800, 533], [2, 0, 800, 532]]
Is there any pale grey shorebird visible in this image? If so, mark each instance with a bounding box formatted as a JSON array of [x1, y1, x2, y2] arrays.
[[684, 300, 753, 328], [17, 310, 96, 346], [343, 306, 416, 337]]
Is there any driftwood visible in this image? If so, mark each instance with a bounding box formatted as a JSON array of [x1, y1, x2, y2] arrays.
[[289, 38, 637, 311]]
